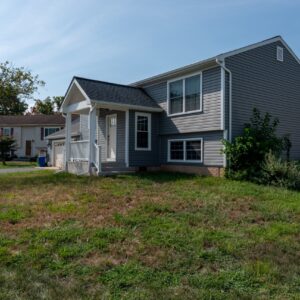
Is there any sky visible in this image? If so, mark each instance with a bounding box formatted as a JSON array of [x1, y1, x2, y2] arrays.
[[1, 0, 300, 107]]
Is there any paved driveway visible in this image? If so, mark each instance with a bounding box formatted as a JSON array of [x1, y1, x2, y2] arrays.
[[0, 167, 58, 174]]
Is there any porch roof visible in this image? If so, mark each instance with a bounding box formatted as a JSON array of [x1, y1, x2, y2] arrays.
[[74, 77, 161, 110]]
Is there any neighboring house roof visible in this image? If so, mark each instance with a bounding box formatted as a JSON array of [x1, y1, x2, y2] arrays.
[[131, 36, 300, 86], [0, 115, 65, 126], [47, 117, 80, 140], [73, 77, 161, 110]]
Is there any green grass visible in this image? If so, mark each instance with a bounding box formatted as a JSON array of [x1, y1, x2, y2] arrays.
[[0, 171, 299, 299], [0, 161, 37, 169]]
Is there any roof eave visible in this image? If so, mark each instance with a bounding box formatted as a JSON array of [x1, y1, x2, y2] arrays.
[[91, 100, 163, 112]]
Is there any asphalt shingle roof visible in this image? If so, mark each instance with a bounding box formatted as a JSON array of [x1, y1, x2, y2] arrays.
[[74, 77, 160, 109], [0, 114, 65, 126]]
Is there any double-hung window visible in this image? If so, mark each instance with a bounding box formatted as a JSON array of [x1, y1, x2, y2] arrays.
[[168, 73, 202, 116], [135, 112, 151, 151], [168, 138, 203, 163]]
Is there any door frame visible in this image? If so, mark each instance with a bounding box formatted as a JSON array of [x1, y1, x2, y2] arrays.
[[106, 114, 117, 162]]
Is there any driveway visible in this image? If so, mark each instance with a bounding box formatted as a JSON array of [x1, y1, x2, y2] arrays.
[[0, 167, 58, 174]]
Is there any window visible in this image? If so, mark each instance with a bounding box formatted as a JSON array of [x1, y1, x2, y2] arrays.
[[168, 138, 203, 162], [168, 73, 202, 116], [3, 128, 10, 136], [135, 112, 151, 150], [277, 46, 284, 62], [44, 127, 60, 138]]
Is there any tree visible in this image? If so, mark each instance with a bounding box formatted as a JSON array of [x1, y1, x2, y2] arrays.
[[0, 61, 45, 115], [0, 136, 16, 165], [32, 97, 54, 115], [222, 108, 290, 180], [53, 96, 64, 111]]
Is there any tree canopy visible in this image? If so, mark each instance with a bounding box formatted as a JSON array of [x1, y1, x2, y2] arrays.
[[30, 96, 64, 115], [0, 61, 45, 115]]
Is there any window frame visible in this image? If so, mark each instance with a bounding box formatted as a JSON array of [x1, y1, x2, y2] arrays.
[[168, 138, 203, 163], [44, 127, 60, 138], [3, 127, 11, 136], [135, 112, 152, 151], [167, 72, 203, 117]]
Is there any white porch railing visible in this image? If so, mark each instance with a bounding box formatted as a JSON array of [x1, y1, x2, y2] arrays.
[[70, 140, 89, 161]]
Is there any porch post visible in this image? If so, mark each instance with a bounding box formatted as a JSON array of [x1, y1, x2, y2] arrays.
[[88, 106, 97, 174], [65, 112, 72, 171]]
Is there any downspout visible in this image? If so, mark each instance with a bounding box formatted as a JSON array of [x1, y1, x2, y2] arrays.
[[215, 58, 232, 142], [216, 58, 232, 170], [88, 103, 97, 175]]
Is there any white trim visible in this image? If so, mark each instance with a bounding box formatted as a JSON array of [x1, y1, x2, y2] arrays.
[[63, 101, 91, 114], [135, 112, 151, 151], [167, 72, 203, 117], [92, 101, 162, 112], [167, 138, 203, 163], [61, 79, 92, 112], [220, 68, 225, 130], [125, 110, 129, 167], [106, 113, 117, 161]]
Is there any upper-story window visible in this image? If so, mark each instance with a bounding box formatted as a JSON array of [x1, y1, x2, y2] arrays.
[[135, 112, 151, 151], [168, 73, 202, 116], [42, 127, 60, 140], [3, 128, 11, 136]]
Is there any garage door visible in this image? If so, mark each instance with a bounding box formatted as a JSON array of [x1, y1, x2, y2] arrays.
[[53, 142, 65, 169]]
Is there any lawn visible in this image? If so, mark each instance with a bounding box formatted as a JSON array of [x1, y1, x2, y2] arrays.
[[0, 161, 37, 169], [0, 171, 299, 299]]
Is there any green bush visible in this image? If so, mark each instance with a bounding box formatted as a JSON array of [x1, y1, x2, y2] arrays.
[[260, 152, 300, 190], [222, 108, 291, 180]]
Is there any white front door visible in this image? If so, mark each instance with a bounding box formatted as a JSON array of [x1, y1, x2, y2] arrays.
[[107, 114, 117, 161]]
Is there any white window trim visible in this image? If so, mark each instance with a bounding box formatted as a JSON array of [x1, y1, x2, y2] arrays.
[[135, 112, 151, 151], [167, 72, 203, 117], [168, 138, 203, 163]]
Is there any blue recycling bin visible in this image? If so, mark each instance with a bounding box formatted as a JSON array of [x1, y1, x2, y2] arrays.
[[38, 156, 46, 167]]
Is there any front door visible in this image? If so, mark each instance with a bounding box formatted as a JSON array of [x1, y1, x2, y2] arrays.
[[107, 114, 117, 161], [25, 140, 32, 157]]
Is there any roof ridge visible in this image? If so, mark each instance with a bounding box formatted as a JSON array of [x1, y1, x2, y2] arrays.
[[74, 76, 143, 90]]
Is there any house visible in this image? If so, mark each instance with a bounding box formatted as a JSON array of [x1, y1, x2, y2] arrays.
[[58, 36, 300, 176], [0, 115, 65, 158]]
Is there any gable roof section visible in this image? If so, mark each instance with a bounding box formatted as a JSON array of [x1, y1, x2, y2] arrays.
[[132, 36, 300, 86], [74, 77, 161, 110], [0, 115, 65, 126]]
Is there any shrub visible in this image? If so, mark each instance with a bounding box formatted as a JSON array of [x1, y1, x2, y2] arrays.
[[260, 152, 300, 190], [222, 108, 291, 180]]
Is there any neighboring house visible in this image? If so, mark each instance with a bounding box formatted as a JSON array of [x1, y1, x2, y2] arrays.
[[58, 36, 300, 176], [0, 115, 65, 158], [47, 116, 84, 168]]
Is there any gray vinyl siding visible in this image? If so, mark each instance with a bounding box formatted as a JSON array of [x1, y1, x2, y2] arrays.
[[97, 109, 126, 163], [79, 115, 89, 140], [143, 67, 222, 134], [160, 131, 224, 166], [128, 110, 160, 167], [226, 41, 300, 160]]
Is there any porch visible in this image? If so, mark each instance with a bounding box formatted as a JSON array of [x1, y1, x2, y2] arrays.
[[60, 76, 162, 176]]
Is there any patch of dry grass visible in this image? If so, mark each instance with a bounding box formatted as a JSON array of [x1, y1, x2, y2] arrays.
[[0, 171, 299, 299]]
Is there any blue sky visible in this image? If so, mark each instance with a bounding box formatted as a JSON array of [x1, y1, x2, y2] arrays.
[[1, 0, 299, 107]]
